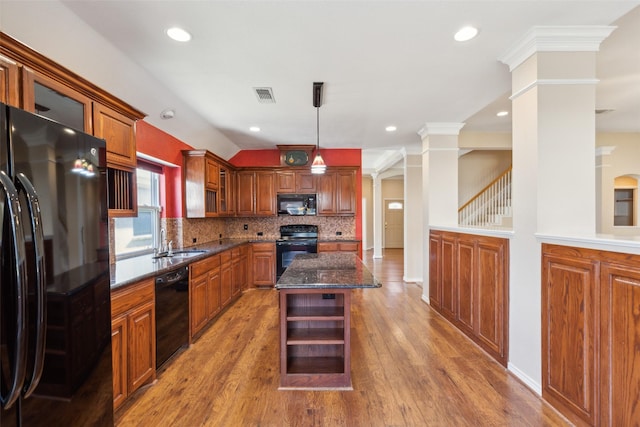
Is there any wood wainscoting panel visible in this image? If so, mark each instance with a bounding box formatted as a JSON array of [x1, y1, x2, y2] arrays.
[[428, 230, 509, 367], [441, 234, 457, 321], [456, 236, 475, 334], [476, 238, 508, 361], [542, 252, 598, 426], [600, 263, 640, 426]]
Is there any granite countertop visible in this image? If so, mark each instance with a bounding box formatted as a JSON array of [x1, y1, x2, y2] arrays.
[[110, 238, 250, 289], [275, 253, 382, 289]]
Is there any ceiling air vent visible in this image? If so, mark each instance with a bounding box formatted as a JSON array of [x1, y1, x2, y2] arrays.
[[253, 87, 275, 104]]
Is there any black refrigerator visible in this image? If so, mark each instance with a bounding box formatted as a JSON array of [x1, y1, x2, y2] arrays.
[[0, 102, 113, 426]]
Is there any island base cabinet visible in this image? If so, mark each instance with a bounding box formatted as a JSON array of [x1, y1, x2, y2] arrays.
[[279, 289, 351, 389]]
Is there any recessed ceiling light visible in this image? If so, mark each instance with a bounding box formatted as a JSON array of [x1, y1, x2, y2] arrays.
[[454, 26, 479, 42], [166, 27, 192, 42], [160, 109, 175, 119], [385, 126, 397, 132], [496, 111, 509, 117], [249, 126, 260, 132]]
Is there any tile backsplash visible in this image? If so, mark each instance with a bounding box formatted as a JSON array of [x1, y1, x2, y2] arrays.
[[110, 215, 356, 263]]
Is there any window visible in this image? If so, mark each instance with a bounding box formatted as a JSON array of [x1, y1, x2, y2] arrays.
[[114, 168, 162, 259]]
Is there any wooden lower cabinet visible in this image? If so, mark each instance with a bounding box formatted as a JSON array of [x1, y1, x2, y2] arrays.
[[428, 230, 508, 366], [232, 245, 248, 296], [317, 241, 360, 255], [251, 242, 276, 287], [111, 278, 156, 411], [542, 244, 640, 426], [190, 245, 249, 340], [190, 255, 221, 338]]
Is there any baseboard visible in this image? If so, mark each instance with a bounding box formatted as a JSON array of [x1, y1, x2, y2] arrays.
[[421, 294, 430, 305], [403, 276, 423, 284], [507, 362, 542, 396]]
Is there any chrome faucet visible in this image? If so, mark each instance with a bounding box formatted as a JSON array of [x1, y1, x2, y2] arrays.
[[159, 228, 167, 253]]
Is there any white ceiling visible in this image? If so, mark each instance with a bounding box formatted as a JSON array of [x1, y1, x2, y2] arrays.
[[47, 1, 640, 170]]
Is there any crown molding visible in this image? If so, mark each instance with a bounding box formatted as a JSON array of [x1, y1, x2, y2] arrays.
[[596, 146, 616, 156], [417, 122, 465, 138], [499, 26, 616, 72]]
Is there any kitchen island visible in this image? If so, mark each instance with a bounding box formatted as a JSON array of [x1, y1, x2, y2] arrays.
[[275, 253, 381, 389]]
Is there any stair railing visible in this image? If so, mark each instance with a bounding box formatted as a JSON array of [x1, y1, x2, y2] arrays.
[[458, 166, 512, 228]]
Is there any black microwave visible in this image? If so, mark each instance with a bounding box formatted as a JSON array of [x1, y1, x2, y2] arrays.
[[277, 194, 317, 216]]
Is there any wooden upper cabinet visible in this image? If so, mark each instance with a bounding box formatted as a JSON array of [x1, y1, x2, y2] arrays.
[[316, 172, 337, 215], [236, 170, 255, 216], [255, 171, 276, 216], [317, 168, 356, 216], [335, 169, 356, 215], [275, 171, 296, 193], [236, 170, 276, 216], [183, 150, 232, 218], [206, 158, 219, 189], [94, 102, 136, 169], [275, 170, 317, 193], [1, 34, 145, 217], [0, 54, 20, 106]]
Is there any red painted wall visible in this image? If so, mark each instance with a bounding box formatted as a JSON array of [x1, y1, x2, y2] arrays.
[[136, 122, 362, 241], [136, 120, 194, 218], [229, 148, 363, 241]]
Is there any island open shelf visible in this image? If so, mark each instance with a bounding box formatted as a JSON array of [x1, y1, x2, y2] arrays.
[[276, 253, 381, 390]]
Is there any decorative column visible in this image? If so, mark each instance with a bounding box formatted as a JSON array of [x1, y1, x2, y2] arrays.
[[418, 123, 464, 301], [372, 172, 383, 259], [404, 153, 423, 283], [596, 146, 616, 234], [499, 26, 615, 391]]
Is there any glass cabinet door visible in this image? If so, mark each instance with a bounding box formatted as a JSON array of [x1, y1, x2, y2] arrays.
[[23, 72, 93, 133]]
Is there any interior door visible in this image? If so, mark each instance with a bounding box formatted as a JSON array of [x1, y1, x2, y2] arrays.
[[384, 199, 404, 248]]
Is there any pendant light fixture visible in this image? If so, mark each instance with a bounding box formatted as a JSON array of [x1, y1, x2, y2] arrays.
[[311, 82, 326, 174]]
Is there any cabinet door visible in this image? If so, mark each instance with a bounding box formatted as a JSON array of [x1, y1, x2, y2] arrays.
[[428, 232, 441, 309], [207, 268, 221, 318], [253, 251, 275, 287], [316, 172, 337, 215], [276, 171, 296, 193], [236, 171, 255, 215], [220, 258, 233, 307], [206, 158, 219, 189], [296, 172, 316, 193], [440, 235, 457, 320], [456, 237, 475, 334], [127, 300, 156, 394], [255, 171, 276, 216], [600, 263, 640, 426], [542, 253, 597, 426], [111, 314, 128, 410], [190, 274, 208, 336], [335, 170, 356, 215], [94, 102, 136, 169], [0, 55, 19, 106], [475, 239, 507, 361]]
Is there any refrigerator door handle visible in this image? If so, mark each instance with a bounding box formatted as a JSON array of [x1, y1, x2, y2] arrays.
[[15, 173, 47, 398], [0, 171, 28, 410]]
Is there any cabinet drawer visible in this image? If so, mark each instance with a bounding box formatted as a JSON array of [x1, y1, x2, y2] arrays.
[[220, 250, 232, 264], [252, 242, 275, 252], [111, 278, 154, 317], [338, 242, 359, 252], [191, 255, 220, 277], [319, 242, 338, 252]]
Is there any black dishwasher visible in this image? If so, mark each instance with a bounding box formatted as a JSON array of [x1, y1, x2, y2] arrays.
[[155, 266, 189, 368]]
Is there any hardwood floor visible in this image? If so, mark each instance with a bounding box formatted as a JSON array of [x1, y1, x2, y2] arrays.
[[116, 248, 569, 426]]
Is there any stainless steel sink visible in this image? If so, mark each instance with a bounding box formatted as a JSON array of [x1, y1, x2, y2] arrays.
[[169, 250, 207, 258], [153, 249, 207, 259]]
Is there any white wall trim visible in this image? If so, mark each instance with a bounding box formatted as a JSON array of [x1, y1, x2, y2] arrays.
[[499, 25, 616, 71], [510, 78, 600, 100], [508, 362, 542, 396], [596, 145, 616, 156], [417, 122, 465, 138], [421, 294, 430, 305]]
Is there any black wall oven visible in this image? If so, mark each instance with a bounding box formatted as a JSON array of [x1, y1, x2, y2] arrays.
[[276, 225, 318, 280]]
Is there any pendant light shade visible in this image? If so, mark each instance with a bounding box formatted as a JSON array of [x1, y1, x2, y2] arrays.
[[311, 82, 326, 174]]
